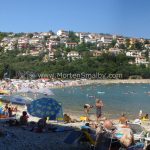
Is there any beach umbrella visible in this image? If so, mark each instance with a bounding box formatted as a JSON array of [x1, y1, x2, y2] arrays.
[[1, 95, 26, 105], [0, 101, 3, 114], [12, 95, 33, 105], [16, 87, 33, 93], [16, 87, 54, 96], [27, 97, 63, 120], [35, 88, 54, 96]]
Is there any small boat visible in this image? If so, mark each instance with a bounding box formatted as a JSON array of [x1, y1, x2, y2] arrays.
[[87, 95, 95, 98], [97, 91, 105, 94]]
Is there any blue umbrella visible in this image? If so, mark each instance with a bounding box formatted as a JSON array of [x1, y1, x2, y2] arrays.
[[1, 95, 26, 105], [27, 97, 63, 120]]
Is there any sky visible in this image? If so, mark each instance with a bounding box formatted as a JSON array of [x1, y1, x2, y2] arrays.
[[0, 0, 150, 38]]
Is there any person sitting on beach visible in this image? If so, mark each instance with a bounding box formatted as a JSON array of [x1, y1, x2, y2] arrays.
[[95, 120, 119, 150], [63, 114, 79, 123], [145, 114, 149, 119], [64, 114, 72, 123], [3, 104, 9, 116], [119, 113, 128, 124], [13, 106, 18, 112], [144, 114, 149, 119], [8, 107, 14, 117], [37, 117, 47, 132], [4, 104, 9, 111], [84, 104, 93, 121], [20, 111, 29, 125], [95, 99, 103, 122]]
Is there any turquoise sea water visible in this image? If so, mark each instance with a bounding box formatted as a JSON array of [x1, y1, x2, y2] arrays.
[[51, 84, 150, 119]]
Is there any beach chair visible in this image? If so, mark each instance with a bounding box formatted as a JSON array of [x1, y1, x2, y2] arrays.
[[144, 131, 150, 149], [82, 130, 95, 145], [119, 142, 144, 150], [95, 131, 121, 150], [128, 143, 144, 150], [128, 123, 146, 142]]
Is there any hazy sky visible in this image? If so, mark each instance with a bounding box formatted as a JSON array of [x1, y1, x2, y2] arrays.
[[0, 0, 150, 38]]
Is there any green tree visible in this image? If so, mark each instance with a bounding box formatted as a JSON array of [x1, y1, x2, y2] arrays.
[[134, 40, 144, 50], [144, 39, 150, 44], [119, 43, 126, 49], [125, 38, 130, 49], [28, 33, 33, 38], [67, 31, 79, 43], [110, 39, 117, 48], [145, 50, 149, 61]]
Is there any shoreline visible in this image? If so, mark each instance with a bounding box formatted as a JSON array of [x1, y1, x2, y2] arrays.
[[49, 79, 150, 89], [78, 79, 150, 85]]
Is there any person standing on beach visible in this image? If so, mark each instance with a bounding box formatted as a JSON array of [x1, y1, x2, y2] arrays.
[[119, 113, 128, 124], [84, 104, 93, 121], [95, 99, 103, 122]]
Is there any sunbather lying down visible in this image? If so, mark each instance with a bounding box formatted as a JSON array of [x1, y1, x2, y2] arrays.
[[63, 114, 80, 123]]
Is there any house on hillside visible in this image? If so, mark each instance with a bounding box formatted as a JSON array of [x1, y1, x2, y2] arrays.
[[109, 48, 123, 55], [101, 35, 113, 44], [65, 42, 78, 49], [126, 50, 142, 57], [135, 56, 149, 67], [29, 38, 40, 45], [57, 30, 69, 37], [145, 44, 150, 49], [67, 51, 81, 60], [91, 50, 102, 57]]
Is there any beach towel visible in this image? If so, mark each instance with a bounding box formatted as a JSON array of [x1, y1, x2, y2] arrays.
[[64, 131, 83, 144], [80, 116, 87, 121]]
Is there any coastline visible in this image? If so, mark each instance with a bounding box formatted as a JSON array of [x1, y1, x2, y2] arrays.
[[49, 79, 150, 89], [80, 79, 150, 85]]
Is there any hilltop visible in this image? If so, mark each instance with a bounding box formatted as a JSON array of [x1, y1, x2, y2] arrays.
[[0, 30, 149, 79]]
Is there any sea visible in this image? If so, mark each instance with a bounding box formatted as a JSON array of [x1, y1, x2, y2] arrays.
[[50, 83, 150, 119]]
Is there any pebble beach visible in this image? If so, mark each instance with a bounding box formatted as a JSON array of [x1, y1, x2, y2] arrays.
[[0, 79, 150, 150]]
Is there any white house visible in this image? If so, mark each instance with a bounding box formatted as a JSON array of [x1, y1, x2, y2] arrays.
[[101, 36, 113, 44], [57, 30, 69, 37], [29, 38, 40, 45], [135, 56, 149, 66], [126, 50, 142, 57], [79, 33, 89, 43], [67, 51, 81, 60], [50, 35, 59, 40], [65, 42, 78, 48], [30, 50, 40, 56], [49, 51, 55, 60], [91, 50, 102, 57], [109, 48, 122, 55], [46, 40, 59, 51], [145, 44, 150, 49], [84, 38, 97, 43], [40, 32, 52, 36], [18, 37, 29, 44]]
